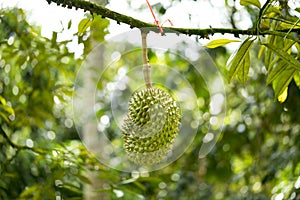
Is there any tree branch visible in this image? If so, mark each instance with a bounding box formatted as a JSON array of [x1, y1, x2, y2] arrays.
[[46, 0, 300, 40], [0, 125, 46, 154], [0, 125, 18, 149]]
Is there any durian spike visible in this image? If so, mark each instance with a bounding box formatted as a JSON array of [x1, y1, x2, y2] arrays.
[[141, 31, 152, 88], [126, 102, 167, 138]]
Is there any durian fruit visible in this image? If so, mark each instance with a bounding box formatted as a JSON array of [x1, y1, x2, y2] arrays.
[[122, 87, 181, 165]]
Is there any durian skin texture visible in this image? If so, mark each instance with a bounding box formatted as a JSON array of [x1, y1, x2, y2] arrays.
[[122, 87, 181, 165]]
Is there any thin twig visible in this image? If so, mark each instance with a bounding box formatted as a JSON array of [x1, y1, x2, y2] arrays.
[[257, 0, 271, 37], [262, 17, 300, 27], [284, 18, 300, 40], [145, 0, 162, 33], [0, 125, 46, 154], [0, 125, 18, 149]]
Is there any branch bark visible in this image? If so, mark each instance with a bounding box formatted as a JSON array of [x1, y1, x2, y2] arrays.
[[46, 0, 300, 40]]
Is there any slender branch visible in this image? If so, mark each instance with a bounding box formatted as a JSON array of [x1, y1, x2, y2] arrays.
[[258, 0, 271, 22], [284, 18, 300, 40], [257, 0, 271, 36], [46, 0, 300, 39], [0, 125, 46, 154], [141, 30, 152, 88], [229, 1, 237, 29], [145, 0, 161, 33], [262, 17, 300, 27], [0, 125, 18, 149]]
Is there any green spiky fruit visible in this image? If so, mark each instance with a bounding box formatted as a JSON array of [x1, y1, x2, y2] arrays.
[[122, 87, 181, 165]]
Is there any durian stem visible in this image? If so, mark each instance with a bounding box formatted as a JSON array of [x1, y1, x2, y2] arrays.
[[141, 31, 152, 88]]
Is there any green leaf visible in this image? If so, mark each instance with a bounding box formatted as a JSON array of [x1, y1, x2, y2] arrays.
[[78, 18, 92, 35], [90, 16, 110, 42], [294, 72, 300, 89], [19, 185, 38, 198], [263, 43, 300, 71], [272, 67, 296, 99], [240, 0, 261, 8], [263, 35, 276, 70], [227, 37, 254, 82], [51, 31, 57, 47], [264, 6, 282, 16], [237, 51, 250, 83], [258, 45, 265, 60], [75, 173, 92, 184], [0, 96, 6, 105], [277, 87, 288, 103], [61, 183, 83, 195], [205, 39, 240, 49], [266, 61, 288, 85], [295, 43, 300, 53], [268, 40, 296, 71], [0, 113, 9, 123], [0, 104, 14, 115], [278, 19, 300, 29], [67, 19, 72, 29], [132, 181, 146, 191]]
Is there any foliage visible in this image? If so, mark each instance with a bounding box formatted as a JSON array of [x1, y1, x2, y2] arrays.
[[0, 8, 90, 199], [0, 0, 300, 200], [206, 0, 300, 103]]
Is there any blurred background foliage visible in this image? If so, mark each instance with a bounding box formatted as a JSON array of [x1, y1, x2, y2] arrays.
[[0, 0, 300, 199]]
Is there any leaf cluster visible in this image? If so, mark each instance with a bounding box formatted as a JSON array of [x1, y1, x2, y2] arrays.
[[205, 0, 300, 102]]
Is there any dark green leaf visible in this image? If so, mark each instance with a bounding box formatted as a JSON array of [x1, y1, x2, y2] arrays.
[[237, 51, 250, 83], [67, 20, 72, 29], [51, 31, 57, 46], [268, 40, 296, 70], [227, 37, 254, 82], [119, 179, 146, 191], [266, 61, 288, 85], [0, 112, 10, 123], [295, 42, 300, 53], [263, 35, 276, 70], [19, 185, 38, 198], [294, 72, 300, 89], [263, 43, 300, 71], [272, 67, 296, 98], [265, 6, 282, 16], [61, 183, 83, 195], [132, 181, 146, 191], [75, 173, 92, 184]]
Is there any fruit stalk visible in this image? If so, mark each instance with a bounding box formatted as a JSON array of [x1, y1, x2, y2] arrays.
[[141, 31, 152, 88]]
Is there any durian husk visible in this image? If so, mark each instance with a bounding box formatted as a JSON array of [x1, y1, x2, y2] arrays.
[[122, 87, 181, 165]]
